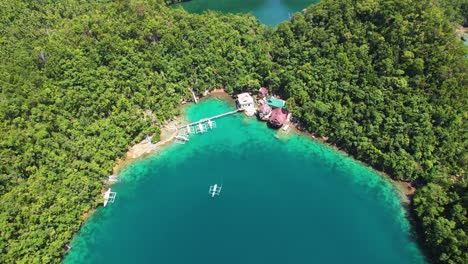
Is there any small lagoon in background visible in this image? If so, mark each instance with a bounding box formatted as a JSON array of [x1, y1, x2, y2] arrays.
[[174, 0, 319, 26], [64, 98, 426, 264]]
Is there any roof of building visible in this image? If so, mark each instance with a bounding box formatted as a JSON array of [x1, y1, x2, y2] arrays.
[[258, 87, 269, 97], [237, 93, 254, 105], [269, 107, 288, 126], [266, 97, 285, 108], [258, 103, 272, 114]]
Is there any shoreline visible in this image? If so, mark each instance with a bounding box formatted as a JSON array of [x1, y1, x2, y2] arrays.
[[86, 89, 415, 221], [72, 90, 424, 260], [111, 89, 233, 176], [80, 115, 185, 222], [280, 112, 430, 258], [277, 114, 428, 256], [285, 119, 416, 203], [111, 119, 182, 175], [455, 26, 468, 36], [120, 89, 417, 204]]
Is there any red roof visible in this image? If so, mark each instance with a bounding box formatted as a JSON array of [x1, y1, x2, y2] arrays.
[[269, 107, 288, 127], [258, 87, 269, 98]]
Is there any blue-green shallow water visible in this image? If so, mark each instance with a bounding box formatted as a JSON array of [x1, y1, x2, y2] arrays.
[[174, 0, 319, 26], [65, 98, 426, 264]]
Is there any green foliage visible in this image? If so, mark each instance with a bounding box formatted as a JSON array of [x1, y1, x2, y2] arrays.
[[164, 0, 191, 5], [270, 0, 467, 182], [0, 0, 466, 263], [414, 183, 468, 263], [269, 1, 467, 263], [0, 0, 266, 262], [438, 0, 468, 25]]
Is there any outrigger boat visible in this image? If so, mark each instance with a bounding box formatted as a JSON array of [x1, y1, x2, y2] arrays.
[[208, 184, 222, 197]]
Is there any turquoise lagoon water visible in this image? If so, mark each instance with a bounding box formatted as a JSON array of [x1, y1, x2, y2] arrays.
[[174, 0, 319, 26], [65, 98, 426, 264]]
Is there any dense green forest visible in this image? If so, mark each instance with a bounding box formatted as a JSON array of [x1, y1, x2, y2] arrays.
[[268, 1, 467, 263], [438, 0, 468, 25], [0, 0, 266, 262], [0, 0, 466, 263]]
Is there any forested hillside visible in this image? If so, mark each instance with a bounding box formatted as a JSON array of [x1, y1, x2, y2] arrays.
[[0, 0, 266, 262], [0, 0, 466, 263], [268, 0, 467, 263], [438, 0, 468, 25]]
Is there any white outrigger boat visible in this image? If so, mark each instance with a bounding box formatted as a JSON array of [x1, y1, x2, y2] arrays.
[[103, 188, 116, 207], [208, 184, 222, 197]]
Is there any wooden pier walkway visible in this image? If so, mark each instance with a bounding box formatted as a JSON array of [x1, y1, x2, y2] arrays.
[[177, 109, 242, 129]]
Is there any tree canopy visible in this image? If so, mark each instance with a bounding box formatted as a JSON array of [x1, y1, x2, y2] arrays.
[[0, 0, 466, 263], [268, 1, 467, 262]]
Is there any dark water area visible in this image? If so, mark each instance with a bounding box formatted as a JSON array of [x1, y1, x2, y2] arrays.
[[174, 0, 319, 26], [65, 98, 426, 264]]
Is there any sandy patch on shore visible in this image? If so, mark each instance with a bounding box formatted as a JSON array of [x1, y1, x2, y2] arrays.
[[395, 181, 417, 196], [112, 91, 233, 175], [81, 208, 95, 220], [202, 89, 235, 103], [112, 117, 184, 174], [126, 127, 177, 159], [456, 26, 468, 35], [203, 88, 228, 97]]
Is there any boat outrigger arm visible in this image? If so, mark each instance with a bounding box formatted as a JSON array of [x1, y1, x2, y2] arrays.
[[209, 184, 222, 197]]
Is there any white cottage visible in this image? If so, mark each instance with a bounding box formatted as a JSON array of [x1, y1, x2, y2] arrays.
[[236, 93, 256, 116], [236, 93, 254, 109]]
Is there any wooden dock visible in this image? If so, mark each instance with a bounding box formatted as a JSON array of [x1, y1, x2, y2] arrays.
[[177, 109, 242, 130]]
